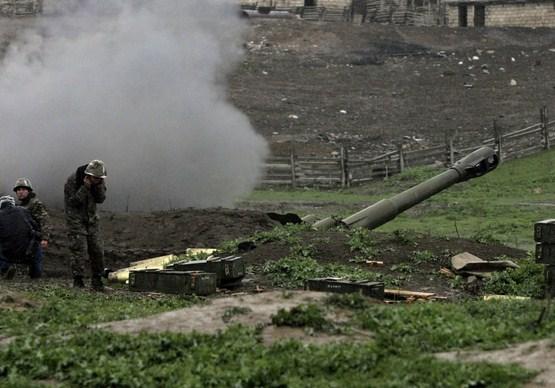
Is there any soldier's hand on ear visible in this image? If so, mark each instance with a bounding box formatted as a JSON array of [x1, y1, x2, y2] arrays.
[[83, 175, 92, 189]]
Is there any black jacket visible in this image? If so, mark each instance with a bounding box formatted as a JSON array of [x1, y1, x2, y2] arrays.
[[0, 206, 38, 264]]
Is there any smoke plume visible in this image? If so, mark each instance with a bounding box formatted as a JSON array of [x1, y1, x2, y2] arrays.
[[0, 0, 268, 211]]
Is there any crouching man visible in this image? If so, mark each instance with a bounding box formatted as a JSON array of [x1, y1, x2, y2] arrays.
[[13, 177, 51, 278], [0, 196, 40, 279], [64, 160, 107, 291]]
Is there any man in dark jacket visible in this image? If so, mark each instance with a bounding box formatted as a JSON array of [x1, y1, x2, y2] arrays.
[[13, 177, 51, 278], [64, 160, 107, 290], [0, 196, 40, 279]]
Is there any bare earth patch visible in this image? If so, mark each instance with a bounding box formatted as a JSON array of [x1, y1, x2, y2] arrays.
[[98, 290, 372, 345], [437, 339, 555, 387]]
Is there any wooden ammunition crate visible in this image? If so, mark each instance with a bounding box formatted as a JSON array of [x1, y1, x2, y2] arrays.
[[169, 255, 245, 287], [305, 278, 384, 299], [535, 243, 555, 265], [129, 269, 216, 295], [534, 219, 555, 243]]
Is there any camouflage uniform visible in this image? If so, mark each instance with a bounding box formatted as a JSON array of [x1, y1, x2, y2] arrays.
[[17, 192, 51, 242], [64, 164, 107, 278]]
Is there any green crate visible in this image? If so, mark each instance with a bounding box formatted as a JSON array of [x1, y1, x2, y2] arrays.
[[169, 255, 245, 287], [305, 278, 384, 299], [129, 269, 216, 295], [535, 243, 555, 265], [534, 219, 555, 243]]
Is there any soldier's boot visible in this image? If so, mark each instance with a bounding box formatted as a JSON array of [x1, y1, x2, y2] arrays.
[[73, 276, 85, 288], [91, 275, 104, 291]]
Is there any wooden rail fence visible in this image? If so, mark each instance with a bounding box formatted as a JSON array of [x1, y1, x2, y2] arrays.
[[260, 106, 554, 188]]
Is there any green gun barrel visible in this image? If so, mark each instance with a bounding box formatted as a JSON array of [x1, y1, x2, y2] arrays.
[[313, 146, 498, 230]]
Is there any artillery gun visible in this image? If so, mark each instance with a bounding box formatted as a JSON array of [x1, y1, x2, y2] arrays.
[[311, 146, 499, 231]]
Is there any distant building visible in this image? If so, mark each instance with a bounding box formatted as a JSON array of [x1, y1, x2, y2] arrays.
[[240, 0, 351, 8], [444, 0, 555, 27], [0, 0, 42, 17]]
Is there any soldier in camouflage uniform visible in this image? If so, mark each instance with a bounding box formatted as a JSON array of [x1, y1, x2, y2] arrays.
[[64, 160, 107, 290], [13, 177, 51, 278]]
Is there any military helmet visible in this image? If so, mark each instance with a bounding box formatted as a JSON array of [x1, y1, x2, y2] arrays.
[[13, 177, 33, 192], [84, 159, 107, 178], [0, 195, 15, 209]]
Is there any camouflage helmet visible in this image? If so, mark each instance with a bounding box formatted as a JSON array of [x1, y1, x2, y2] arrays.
[[0, 195, 15, 209], [84, 159, 107, 179], [13, 177, 33, 192]]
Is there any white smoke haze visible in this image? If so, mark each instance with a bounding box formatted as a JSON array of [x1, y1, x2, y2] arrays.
[[0, 0, 268, 211]]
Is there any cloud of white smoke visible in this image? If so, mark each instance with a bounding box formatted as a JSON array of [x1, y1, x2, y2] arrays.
[[0, 0, 268, 211]]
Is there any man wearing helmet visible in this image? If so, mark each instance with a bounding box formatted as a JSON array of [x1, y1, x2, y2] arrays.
[[13, 178, 51, 279], [64, 160, 107, 291]]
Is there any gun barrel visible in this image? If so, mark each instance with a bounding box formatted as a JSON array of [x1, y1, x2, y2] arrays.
[[313, 147, 498, 230]]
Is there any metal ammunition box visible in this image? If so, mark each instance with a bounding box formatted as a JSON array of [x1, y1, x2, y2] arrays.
[[534, 219, 555, 243], [535, 243, 555, 265], [129, 269, 216, 295], [169, 255, 245, 287], [305, 278, 384, 299]]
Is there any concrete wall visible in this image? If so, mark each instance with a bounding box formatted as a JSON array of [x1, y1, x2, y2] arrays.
[[447, 1, 555, 27]]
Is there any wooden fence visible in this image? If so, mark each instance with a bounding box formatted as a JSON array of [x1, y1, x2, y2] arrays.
[[260, 106, 555, 187]]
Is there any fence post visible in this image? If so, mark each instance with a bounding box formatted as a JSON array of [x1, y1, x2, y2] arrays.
[[493, 119, 503, 163], [340, 145, 350, 188], [397, 143, 405, 173], [290, 147, 297, 187], [446, 137, 455, 166], [541, 106, 550, 150]]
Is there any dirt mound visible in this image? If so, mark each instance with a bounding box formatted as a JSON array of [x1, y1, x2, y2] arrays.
[[7, 207, 513, 301], [21, 207, 525, 300], [239, 228, 526, 296]]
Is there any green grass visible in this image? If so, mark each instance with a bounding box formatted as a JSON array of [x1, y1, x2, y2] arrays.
[[3, 150, 555, 386], [246, 148, 555, 249], [0, 285, 197, 337], [2, 286, 552, 387]]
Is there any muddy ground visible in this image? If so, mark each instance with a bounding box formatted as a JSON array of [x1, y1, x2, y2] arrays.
[[232, 19, 555, 157]]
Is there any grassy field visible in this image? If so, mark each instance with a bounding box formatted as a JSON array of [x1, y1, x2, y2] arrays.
[[249, 148, 555, 250], [1, 284, 554, 387], [2, 149, 555, 387]]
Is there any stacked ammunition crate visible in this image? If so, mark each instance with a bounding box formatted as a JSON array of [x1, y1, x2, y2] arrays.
[[534, 220, 555, 296], [129, 255, 245, 296], [167, 255, 245, 288]]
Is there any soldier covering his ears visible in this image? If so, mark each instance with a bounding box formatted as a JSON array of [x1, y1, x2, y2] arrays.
[[64, 160, 107, 290]]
